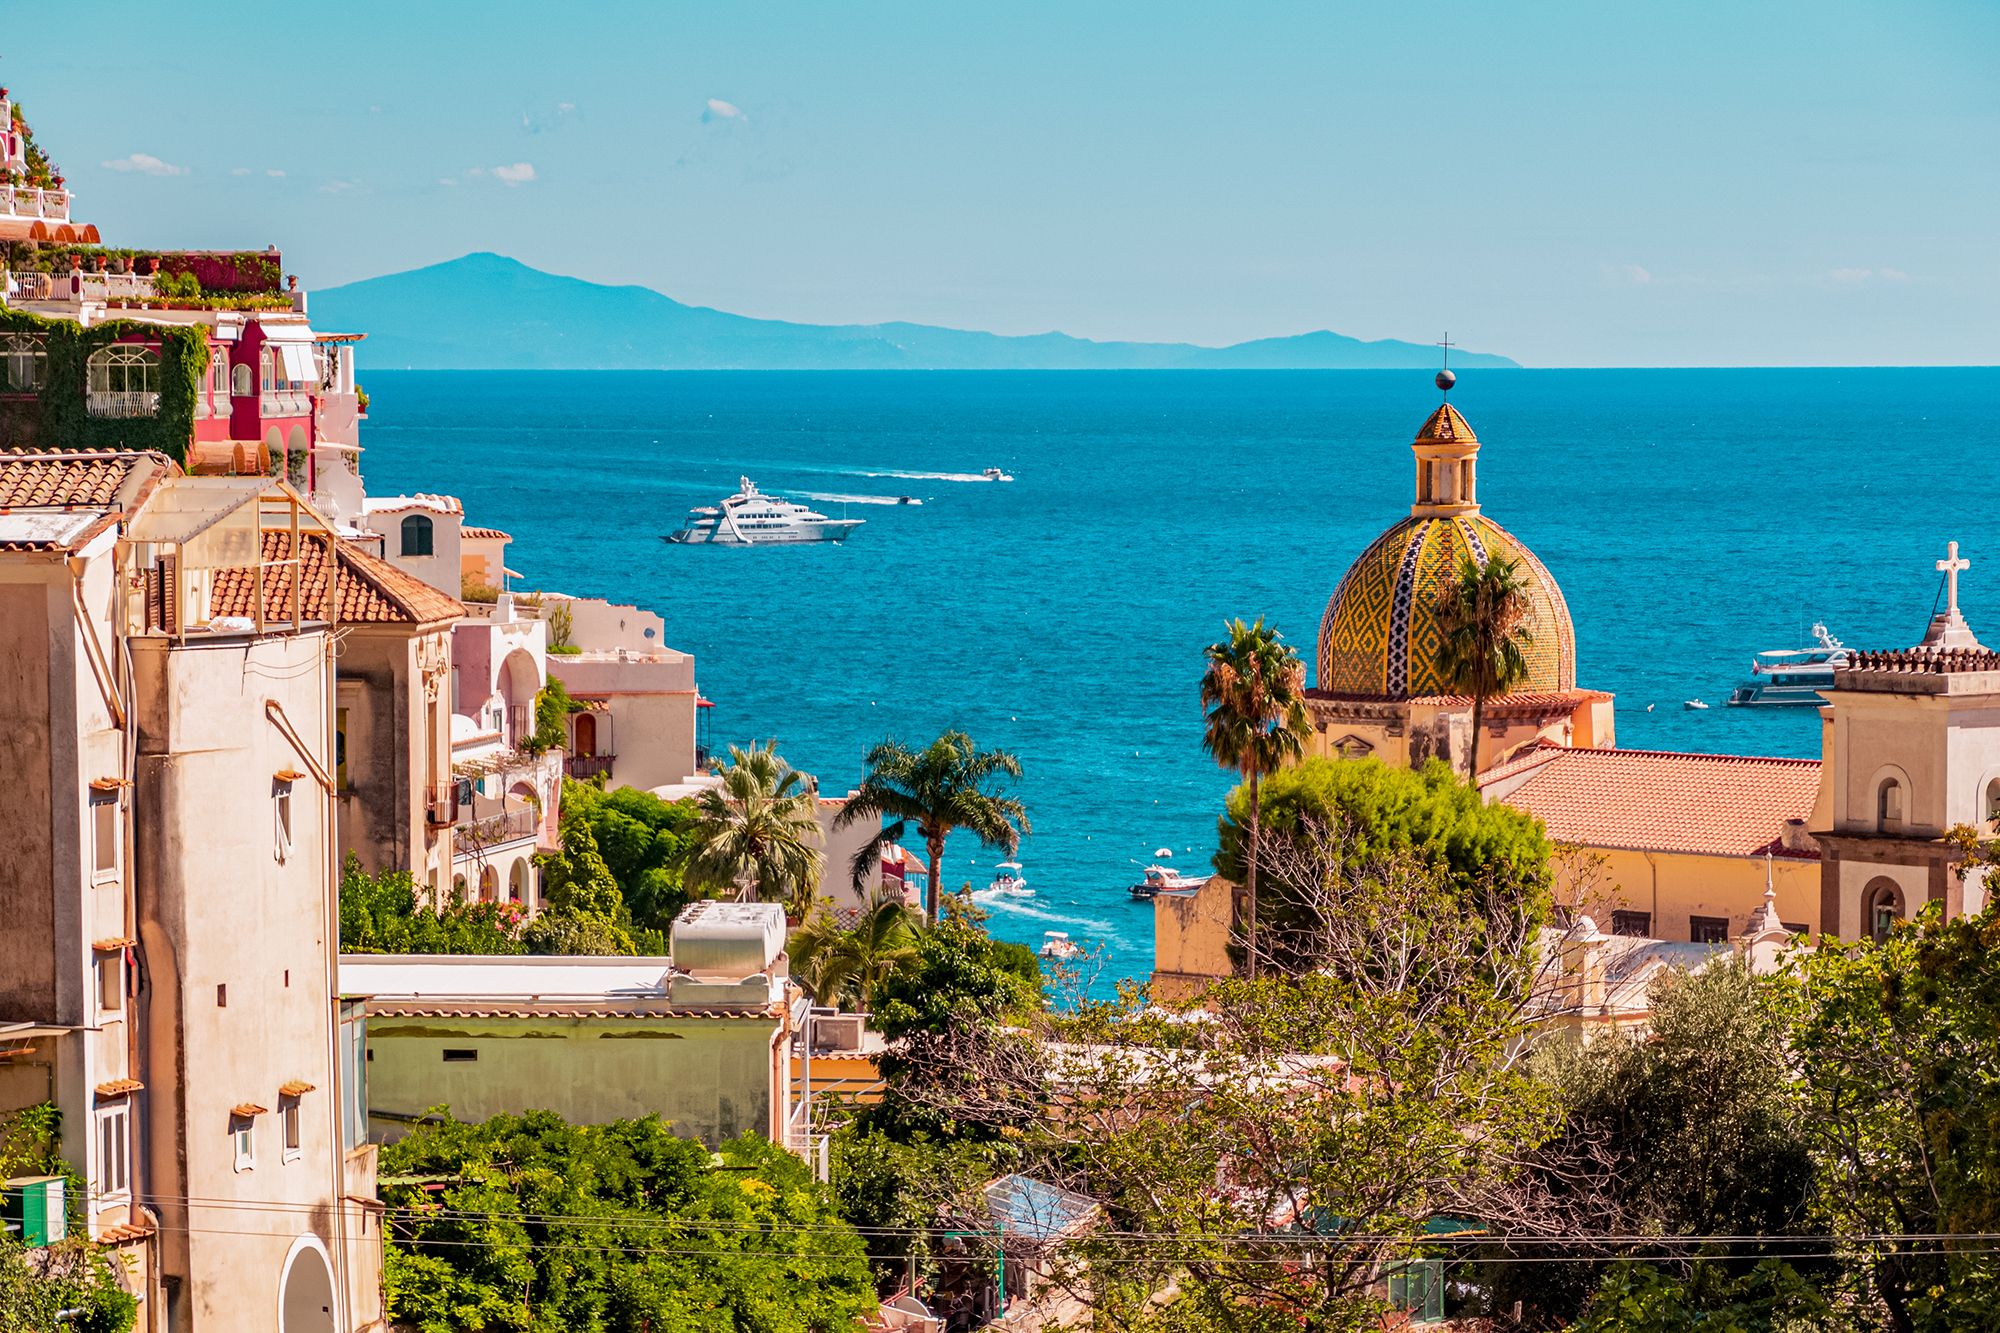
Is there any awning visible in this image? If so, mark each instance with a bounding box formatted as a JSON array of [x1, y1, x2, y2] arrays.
[[256, 321, 320, 384]]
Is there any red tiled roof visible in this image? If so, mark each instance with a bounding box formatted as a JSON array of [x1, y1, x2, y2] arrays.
[[1846, 646, 2000, 675], [1481, 744, 1822, 859], [1414, 403, 1478, 444], [366, 1001, 781, 1021], [0, 450, 178, 551], [210, 531, 464, 626], [461, 525, 511, 541], [97, 1220, 157, 1245]]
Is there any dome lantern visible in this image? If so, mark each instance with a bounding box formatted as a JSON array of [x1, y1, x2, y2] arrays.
[[1410, 404, 1480, 518]]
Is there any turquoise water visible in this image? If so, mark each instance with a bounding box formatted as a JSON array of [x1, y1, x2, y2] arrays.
[[360, 368, 2000, 987]]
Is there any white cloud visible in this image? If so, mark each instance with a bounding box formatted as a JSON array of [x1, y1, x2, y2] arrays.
[[438, 176, 459, 187], [1831, 267, 1873, 283], [102, 153, 188, 177], [557, 101, 576, 114], [266, 168, 286, 179], [319, 179, 359, 194], [1610, 263, 1652, 286], [703, 98, 746, 122], [1879, 267, 1909, 281], [491, 162, 536, 186], [230, 166, 251, 177]]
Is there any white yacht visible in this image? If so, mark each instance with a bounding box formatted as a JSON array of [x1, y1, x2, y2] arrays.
[[1727, 623, 1850, 707], [1039, 931, 1082, 961], [1129, 865, 1211, 901], [663, 478, 865, 545], [983, 467, 1014, 482]]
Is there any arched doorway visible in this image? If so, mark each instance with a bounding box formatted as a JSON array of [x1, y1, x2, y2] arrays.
[[479, 864, 498, 902], [508, 858, 527, 903], [279, 1235, 337, 1333], [573, 712, 597, 757]]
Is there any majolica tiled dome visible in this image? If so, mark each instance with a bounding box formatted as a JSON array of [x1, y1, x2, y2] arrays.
[[1316, 404, 1575, 698]]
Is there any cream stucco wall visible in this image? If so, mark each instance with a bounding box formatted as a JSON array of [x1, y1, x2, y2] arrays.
[[1558, 847, 1820, 943], [365, 1013, 788, 1147], [131, 627, 369, 1332], [336, 625, 454, 895], [1150, 875, 1237, 1003]]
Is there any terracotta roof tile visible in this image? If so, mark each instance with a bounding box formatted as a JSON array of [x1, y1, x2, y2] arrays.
[[460, 526, 511, 541], [210, 531, 464, 626], [1845, 646, 2000, 675], [366, 1001, 781, 1021], [1414, 403, 1478, 445], [0, 450, 178, 551], [1481, 745, 1822, 859], [97, 1220, 157, 1245], [95, 1078, 144, 1097]]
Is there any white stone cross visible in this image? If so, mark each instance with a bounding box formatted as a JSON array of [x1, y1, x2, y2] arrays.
[[1938, 541, 1972, 616]]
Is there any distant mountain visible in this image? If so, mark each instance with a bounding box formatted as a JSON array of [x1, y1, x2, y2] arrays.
[[312, 253, 1520, 371]]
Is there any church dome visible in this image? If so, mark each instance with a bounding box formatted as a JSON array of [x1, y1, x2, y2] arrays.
[[1316, 404, 1576, 698]]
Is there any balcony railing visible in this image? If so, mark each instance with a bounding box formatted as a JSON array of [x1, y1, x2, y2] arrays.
[[86, 390, 161, 419], [457, 806, 538, 843], [424, 783, 458, 828], [0, 184, 71, 222], [565, 754, 615, 781], [259, 391, 313, 418]]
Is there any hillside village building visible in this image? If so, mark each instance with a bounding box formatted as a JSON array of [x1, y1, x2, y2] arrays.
[[0, 453, 381, 1332]]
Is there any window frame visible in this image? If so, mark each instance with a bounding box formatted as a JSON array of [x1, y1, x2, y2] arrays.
[[281, 1096, 303, 1163], [400, 514, 435, 557], [1877, 778, 1905, 830], [231, 1115, 256, 1172], [274, 778, 295, 863], [1688, 914, 1731, 945], [95, 952, 124, 1021], [86, 344, 161, 395], [93, 1103, 131, 1205], [0, 332, 48, 392], [1609, 909, 1652, 938], [89, 785, 120, 883]]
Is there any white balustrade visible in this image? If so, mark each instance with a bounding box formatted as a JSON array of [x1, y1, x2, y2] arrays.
[[86, 390, 161, 419]]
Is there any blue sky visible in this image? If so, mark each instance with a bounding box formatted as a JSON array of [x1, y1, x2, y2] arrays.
[[9, 1, 1996, 366]]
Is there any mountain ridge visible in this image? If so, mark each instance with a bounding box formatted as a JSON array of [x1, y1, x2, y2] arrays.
[[311, 253, 1521, 371]]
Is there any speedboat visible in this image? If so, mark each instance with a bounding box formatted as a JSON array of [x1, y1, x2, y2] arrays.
[[1039, 931, 1082, 960], [1684, 699, 1709, 711], [663, 478, 865, 545], [1727, 623, 1849, 707], [982, 467, 1014, 482], [985, 863, 1032, 896], [1129, 864, 1211, 900], [896, 496, 922, 506]]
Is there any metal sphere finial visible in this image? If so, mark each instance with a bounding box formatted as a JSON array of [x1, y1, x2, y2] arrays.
[[1435, 368, 1456, 394]]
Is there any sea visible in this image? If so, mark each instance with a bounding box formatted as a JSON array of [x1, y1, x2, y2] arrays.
[[359, 367, 2000, 991]]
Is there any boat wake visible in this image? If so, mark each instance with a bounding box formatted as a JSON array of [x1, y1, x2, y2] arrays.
[[972, 895, 1118, 937], [852, 469, 999, 483], [797, 491, 916, 507]]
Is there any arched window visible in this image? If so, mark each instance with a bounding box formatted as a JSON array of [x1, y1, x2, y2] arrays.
[[1864, 878, 1904, 944], [452, 873, 467, 902], [0, 333, 47, 392], [1985, 779, 2000, 830], [1877, 778, 1905, 829], [85, 345, 160, 418], [232, 362, 253, 397], [400, 514, 434, 557], [478, 865, 498, 902]]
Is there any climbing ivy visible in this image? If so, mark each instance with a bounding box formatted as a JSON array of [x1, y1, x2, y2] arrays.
[[0, 303, 208, 462]]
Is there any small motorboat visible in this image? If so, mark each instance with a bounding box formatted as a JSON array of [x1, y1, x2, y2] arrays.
[[1130, 864, 1212, 901], [1684, 699, 1710, 711], [895, 495, 922, 506], [1152, 847, 1173, 859], [1039, 931, 1082, 961], [982, 467, 1014, 482], [984, 862, 1032, 896]]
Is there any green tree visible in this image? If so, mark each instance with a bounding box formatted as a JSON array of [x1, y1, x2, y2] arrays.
[[1487, 960, 1823, 1328], [1199, 616, 1311, 980], [834, 731, 1030, 926], [790, 888, 922, 1010], [0, 1105, 136, 1333], [866, 894, 1042, 1138], [1773, 902, 2000, 1332], [1432, 551, 1534, 777], [521, 674, 574, 756], [338, 854, 524, 955], [684, 742, 825, 917], [1222, 756, 1552, 976], [526, 818, 638, 955], [379, 1110, 874, 1333], [829, 1121, 1011, 1289], [558, 780, 700, 933]]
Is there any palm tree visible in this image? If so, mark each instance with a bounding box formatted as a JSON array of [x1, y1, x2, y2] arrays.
[[1201, 617, 1311, 982], [1433, 552, 1535, 778], [834, 731, 1030, 925], [684, 741, 825, 917], [790, 890, 921, 1010]]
